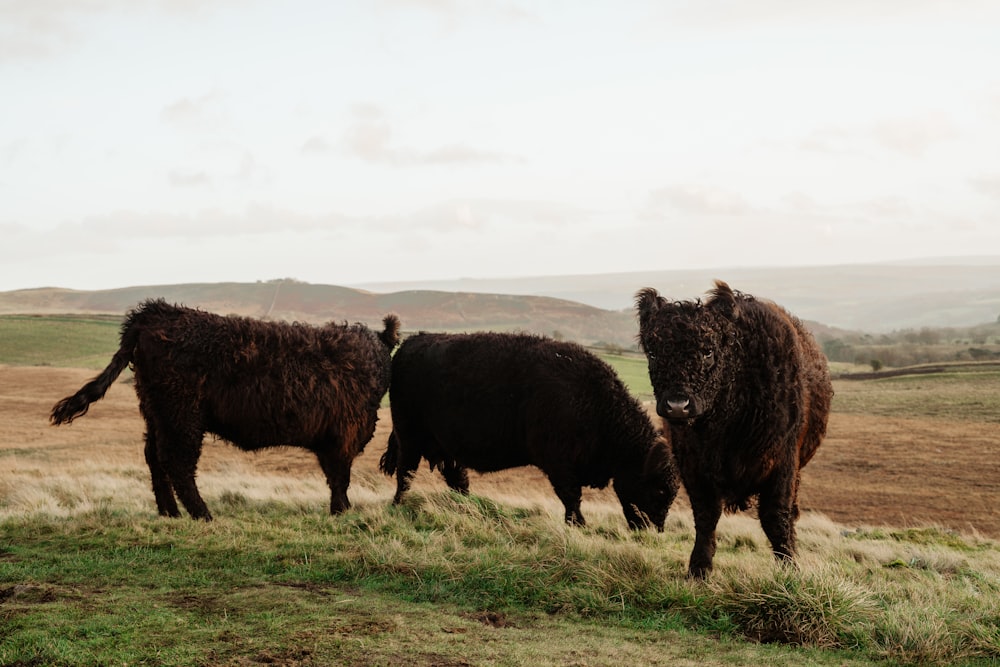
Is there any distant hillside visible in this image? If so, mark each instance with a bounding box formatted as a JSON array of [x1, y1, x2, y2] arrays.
[[4, 258, 998, 345], [0, 281, 637, 347], [356, 258, 1000, 332]]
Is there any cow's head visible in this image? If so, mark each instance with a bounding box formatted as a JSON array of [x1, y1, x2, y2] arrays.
[[635, 280, 740, 424], [614, 435, 678, 531]]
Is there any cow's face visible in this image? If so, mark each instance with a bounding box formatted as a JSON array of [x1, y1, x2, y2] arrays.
[[614, 437, 678, 531], [635, 282, 739, 424]]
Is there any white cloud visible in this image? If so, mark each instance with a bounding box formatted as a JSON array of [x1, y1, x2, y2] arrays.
[[379, 0, 536, 25], [160, 90, 230, 133], [657, 0, 1000, 29], [854, 196, 915, 220], [420, 143, 521, 165], [340, 112, 394, 161], [300, 136, 334, 155], [0, 2, 91, 63], [0, 198, 587, 266], [798, 113, 960, 159], [62, 206, 345, 243], [873, 113, 960, 158], [407, 198, 587, 232], [0, 1, 239, 63], [641, 185, 756, 219], [980, 87, 1000, 121], [235, 153, 267, 185], [1, 138, 28, 163], [798, 126, 861, 156], [168, 170, 211, 187], [336, 106, 521, 166], [969, 176, 1000, 201]]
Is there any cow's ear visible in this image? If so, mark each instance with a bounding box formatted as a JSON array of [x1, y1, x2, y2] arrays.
[[634, 288, 663, 329], [708, 280, 740, 319]]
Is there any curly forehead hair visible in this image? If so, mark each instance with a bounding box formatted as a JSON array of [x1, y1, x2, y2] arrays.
[[641, 298, 724, 351]]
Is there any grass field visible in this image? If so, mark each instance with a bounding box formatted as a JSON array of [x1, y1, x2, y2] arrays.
[[2, 317, 999, 665], [833, 365, 1000, 422], [4, 496, 998, 666], [588, 349, 654, 400], [0, 315, 122, 370]]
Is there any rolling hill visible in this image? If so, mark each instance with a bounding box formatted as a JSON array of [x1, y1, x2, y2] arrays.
[[355, 257, 1000, 333], [0, 280, 637, 347], [2, 259, 998, 345]]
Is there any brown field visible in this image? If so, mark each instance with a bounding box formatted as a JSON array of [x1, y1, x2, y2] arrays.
[[3, 365, 999, 539]]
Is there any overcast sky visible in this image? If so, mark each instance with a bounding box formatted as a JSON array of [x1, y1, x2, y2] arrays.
[[2, 0, 999, 292]]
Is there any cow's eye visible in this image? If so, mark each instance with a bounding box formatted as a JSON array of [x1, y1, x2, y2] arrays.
[[703, 350, 714, 365]]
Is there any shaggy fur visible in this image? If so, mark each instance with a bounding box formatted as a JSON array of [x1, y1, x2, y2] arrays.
[[379, 332, 678, 530], [636, 281, 833, 577], [51, 299, 401, 520]]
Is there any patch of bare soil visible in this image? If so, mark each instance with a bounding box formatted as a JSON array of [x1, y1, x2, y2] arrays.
[[799, 412, 1000, 536], [3, 365, 998, 537], [461, 610, 513, 628]]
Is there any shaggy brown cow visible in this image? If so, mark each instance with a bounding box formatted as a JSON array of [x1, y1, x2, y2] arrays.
[[379, 332, 678, 530], [635, 281, 832, 577], [50, 299, 400, 520]]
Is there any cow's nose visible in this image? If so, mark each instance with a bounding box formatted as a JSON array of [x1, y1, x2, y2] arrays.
[[667, 399, 690, 418], [658, 396, 691, 420]]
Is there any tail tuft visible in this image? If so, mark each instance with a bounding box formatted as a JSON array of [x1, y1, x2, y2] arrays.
[[49, 346, 132, 425], [380, 314, 401, 350], [378, 431, 400, 476], [50, 394, 93, 425]]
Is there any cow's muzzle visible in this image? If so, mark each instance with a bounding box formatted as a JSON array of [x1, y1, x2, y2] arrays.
[[658, 396, 693, 421]]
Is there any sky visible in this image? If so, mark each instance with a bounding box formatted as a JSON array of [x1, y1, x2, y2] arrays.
[[2, 0, 999, 292]]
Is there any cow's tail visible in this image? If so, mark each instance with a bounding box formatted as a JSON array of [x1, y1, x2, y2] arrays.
[[380, 314, 401, 350], [378, 431, 400, 476], [49, 304, 145, 425]]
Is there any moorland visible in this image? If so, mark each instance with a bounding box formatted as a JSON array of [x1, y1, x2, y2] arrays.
[[1, 272, 999, 665]]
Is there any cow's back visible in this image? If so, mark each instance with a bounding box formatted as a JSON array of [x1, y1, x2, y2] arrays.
[[389, 333, 629, 474], [133, 307, 388, 450], [391, 334, 545, 471]]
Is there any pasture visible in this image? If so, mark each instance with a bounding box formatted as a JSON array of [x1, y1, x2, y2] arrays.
[[1, 316, 999, 665]]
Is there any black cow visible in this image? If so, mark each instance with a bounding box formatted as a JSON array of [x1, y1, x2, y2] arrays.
[[636, 281, 833, 577], [51, 299, 400, 520], [378, 332, 678, 530]]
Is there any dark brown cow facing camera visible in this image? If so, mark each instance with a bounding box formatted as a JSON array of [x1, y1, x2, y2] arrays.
[[51, 299, 400, 520], [636, 281, 833, 578], [379, 332, 678, 530]]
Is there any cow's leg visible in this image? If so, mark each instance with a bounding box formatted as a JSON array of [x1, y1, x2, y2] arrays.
[[138, 401, 180, 518], [144, 396, 212, 521], [316, 445, 353, 514], [758, 472, 798, 564], [441, 461, 470, 495], [159, 424, 212, 521], [389, 435, 423, 505], [549, 474, 585, 526], [142, 425, 179, 518], [687, 490, 724, 579]]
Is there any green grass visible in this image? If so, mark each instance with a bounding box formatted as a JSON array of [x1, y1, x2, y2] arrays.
[[596, 351, 654, 400], [1, 497, 997, 666], [0, 315, 121, 369], [833, 367, 1000, 422]]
